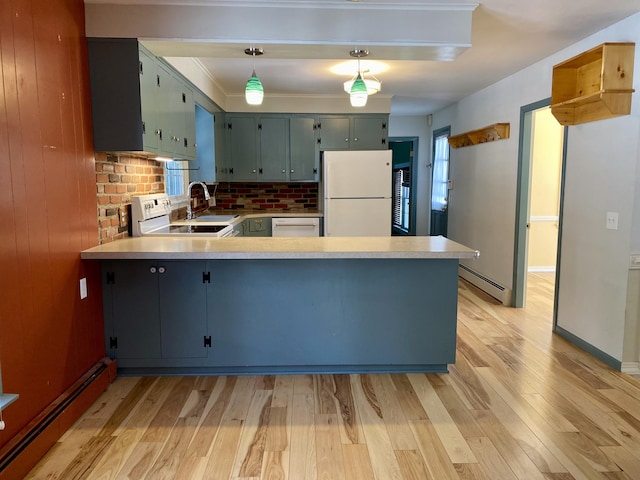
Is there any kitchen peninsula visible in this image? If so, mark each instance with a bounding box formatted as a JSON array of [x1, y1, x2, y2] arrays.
[[82, 236, 478, 375]]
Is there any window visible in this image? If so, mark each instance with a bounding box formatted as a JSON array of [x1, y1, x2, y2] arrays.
[[432, 133, 450, 212], [164, 162, 189, 206]]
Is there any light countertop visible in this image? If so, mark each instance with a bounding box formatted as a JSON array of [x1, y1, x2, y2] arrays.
[[81, 236, 479, 260]]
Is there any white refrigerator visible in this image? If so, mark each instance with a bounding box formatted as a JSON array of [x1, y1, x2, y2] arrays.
[[322, 150, 392, 236]]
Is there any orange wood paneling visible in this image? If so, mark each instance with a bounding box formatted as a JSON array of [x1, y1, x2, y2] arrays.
[[0, 0, 105, 463]]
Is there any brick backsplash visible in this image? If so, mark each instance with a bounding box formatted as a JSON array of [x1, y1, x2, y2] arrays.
[[95, 152, 164, 243], [94, 153, 320, 243], [213, 182, 319, 212]]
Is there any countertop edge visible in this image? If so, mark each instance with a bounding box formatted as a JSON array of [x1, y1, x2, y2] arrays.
[[81, 251, 478, 260]]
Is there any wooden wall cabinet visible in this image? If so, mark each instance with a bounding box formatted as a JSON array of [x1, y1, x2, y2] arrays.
[[551, 42, 635, 126]]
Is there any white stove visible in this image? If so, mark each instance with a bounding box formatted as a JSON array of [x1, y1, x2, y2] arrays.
[[130, 193, 235, 238]]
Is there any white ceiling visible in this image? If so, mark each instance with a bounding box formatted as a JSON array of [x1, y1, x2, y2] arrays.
[[84, 0, 640, 115]]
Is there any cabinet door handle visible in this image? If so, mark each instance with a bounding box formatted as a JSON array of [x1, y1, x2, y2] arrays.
[[252, 169, 257, 173], [158, 266, 166, 274], [345, 138, 349, 142], [354, 137, 358, 142], [282, 169, 286, 173], [150, 266, 157, 274], [290, 169, 294, 173]]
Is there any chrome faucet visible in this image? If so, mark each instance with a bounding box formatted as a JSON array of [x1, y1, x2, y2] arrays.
[[186, 181, 211, 220]]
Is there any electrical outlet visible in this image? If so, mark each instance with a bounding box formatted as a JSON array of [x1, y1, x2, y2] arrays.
[[606, 211, 619, 230], [118, 207, 128, 228]]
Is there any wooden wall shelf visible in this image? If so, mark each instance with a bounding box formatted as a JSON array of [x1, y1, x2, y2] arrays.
[[448, 123, 510, 148], [551, 42, 635, 126]]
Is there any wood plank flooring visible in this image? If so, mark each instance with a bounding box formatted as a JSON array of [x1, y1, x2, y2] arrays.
[[25, 273, 640, 479]]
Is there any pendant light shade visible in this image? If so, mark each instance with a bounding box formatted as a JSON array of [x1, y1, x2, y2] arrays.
[[245, 69, 264, 105], [244, 47, 264, 105], [350, 73, 368, 107], [346, 49, 379, 108]]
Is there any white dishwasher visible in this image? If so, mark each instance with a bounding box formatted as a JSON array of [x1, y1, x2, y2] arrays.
[[271, 217, 320, 237]]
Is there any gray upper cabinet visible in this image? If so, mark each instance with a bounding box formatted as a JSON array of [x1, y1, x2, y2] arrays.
[[317, 115, 388, 150], [260, 116, 289, 181], [226, 114, 316, 182], [139, 48, 161, 152], [289, 116, 318, 181], [87, 38, 196, 160], [160, 66, 196, 159], [214, 112, 228, 181], [226, 115, 260, 181], [352, 116, 388, 149], [222, 113, 386, 182], [316, 116, 351, 150]]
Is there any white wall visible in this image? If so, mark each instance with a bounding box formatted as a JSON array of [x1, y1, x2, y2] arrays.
[[388, 116, 432, 235], [433, 12, 640, 363]]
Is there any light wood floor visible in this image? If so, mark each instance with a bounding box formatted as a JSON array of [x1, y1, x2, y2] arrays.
[[26, 273, 640, 479]]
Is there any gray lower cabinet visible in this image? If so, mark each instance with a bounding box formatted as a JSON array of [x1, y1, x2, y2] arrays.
[[101, 257, 458, 374], [102, 260, 209, 366], [206, 259, 458, 371], [242, 218, 271, 236]]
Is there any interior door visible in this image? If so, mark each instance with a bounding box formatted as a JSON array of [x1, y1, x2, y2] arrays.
[[431, 127, 450, 236]]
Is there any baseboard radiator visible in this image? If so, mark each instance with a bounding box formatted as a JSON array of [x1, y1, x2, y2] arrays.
[[459, 264, 512, 305], [0, 358, 115, 480]]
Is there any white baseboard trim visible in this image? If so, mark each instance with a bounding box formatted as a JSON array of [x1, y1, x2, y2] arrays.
[[527, 266, 556, 273], [621, 362, 640, 374]]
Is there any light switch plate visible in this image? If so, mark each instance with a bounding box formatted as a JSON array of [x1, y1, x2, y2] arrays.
[[79, 278, 87, 299], [606, 211, 619, 230]]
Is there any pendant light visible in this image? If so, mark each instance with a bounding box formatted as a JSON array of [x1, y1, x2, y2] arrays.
[[349, 49, 370, 107], [244, 47, 264, 105]]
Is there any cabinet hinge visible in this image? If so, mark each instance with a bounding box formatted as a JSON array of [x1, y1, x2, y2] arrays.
[[317, 122, 322, 130], [381, 138, 387, 145], [142, 121, 146, 134], [313, 167, 318, 175], [382, 122, 387, 130], [182, 92, 186, 103], [259, 168, 263, 174], [317, 138, 322, 144], [258, 123, 262, 130], [109, 337, 118, 349], [229, 167, 234, 175], [156, 74, 160, 87], [139, 61, 143, 75], [227, 122, 232, 130], [106, 271, 115, 284], [204, 336, 212, 348], [202, 272, 211, 283]]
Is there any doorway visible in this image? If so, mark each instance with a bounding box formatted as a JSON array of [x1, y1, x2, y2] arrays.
[[389, 137, 418, 235], [431, 127, 450, 236], [514, 99, 567, 312]]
